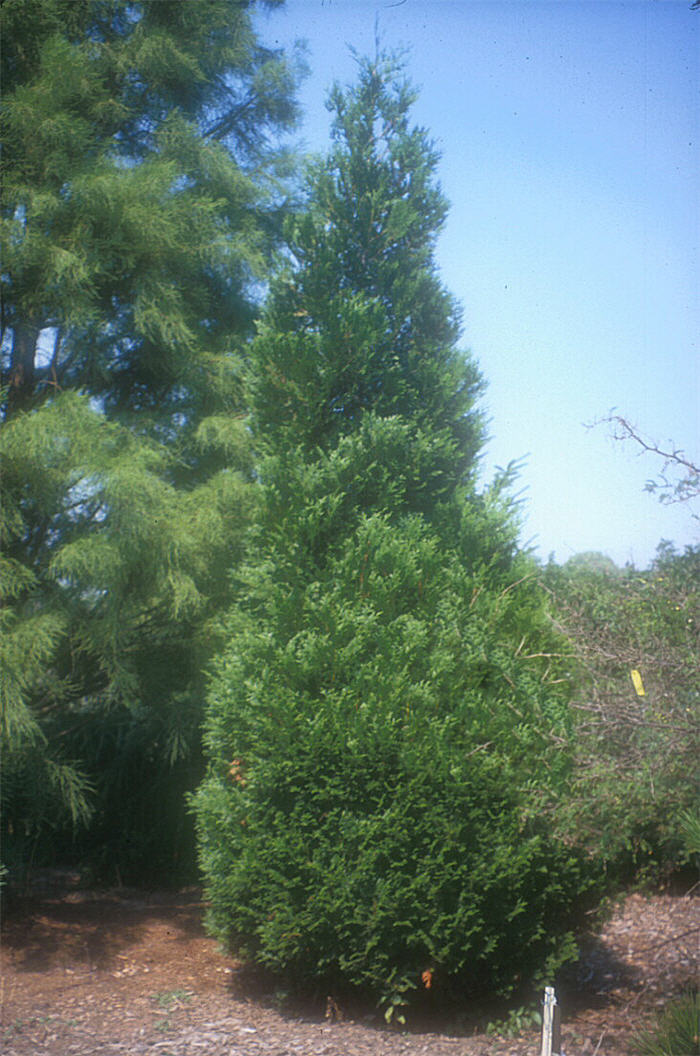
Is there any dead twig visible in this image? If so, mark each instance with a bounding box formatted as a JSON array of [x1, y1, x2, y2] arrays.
[[633, 925, 699, 954]]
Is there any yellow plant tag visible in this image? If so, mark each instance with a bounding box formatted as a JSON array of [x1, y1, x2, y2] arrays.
[[631, 669, 645, 696]]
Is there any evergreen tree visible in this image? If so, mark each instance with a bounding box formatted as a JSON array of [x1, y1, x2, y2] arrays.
[[195, 53, 594, 1009], [0, 0, 300, 879]]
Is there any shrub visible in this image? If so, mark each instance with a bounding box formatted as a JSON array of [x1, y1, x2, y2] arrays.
[[545, 544, 699, 881], [195, 459, 598, 1004], [634, 991, 699, 1056]]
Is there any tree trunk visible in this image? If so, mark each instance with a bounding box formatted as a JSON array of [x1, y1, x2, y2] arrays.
[[6, 324, 39, 416]]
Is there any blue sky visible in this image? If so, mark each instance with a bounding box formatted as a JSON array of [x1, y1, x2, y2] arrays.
[[260, 0, 699, 567]]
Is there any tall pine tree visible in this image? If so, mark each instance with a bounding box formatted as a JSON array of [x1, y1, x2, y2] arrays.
[[195, 53, 593, 1009], [1, 0, 301, 879]]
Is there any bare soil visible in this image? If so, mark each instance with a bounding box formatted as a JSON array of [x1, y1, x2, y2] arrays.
[[1, 875, 697, 1056]]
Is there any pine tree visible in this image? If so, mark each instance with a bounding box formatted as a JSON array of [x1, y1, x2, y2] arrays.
[[195, 53, 594, 1008], [0, 0, 300, 879]]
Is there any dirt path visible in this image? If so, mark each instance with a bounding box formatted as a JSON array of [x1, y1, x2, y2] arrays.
[[1, 879, 697, 1056]]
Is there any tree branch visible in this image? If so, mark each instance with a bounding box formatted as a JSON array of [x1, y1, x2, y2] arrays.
[[589, 412, 699, 507]]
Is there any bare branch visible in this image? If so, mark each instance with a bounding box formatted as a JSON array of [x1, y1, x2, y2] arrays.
[[588, 412, 699, 509]]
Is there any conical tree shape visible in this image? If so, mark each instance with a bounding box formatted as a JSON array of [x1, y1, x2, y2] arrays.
[[195, 53, 594, 1007], [250, 52, 484, 486]]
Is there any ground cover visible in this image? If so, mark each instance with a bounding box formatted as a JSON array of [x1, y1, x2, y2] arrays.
[[1, 875, 696, 1055]]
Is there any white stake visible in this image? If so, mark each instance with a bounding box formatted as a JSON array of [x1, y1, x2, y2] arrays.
[[541, 986, 557, 1056]]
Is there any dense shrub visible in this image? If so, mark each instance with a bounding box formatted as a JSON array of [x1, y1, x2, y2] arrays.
[[195, 431, 598, 1004], [545, 544, 699, 881]]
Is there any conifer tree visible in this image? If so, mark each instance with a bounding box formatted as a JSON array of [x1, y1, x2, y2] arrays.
[[0, 0, 300, 878], [195, 53, 594, 1008]]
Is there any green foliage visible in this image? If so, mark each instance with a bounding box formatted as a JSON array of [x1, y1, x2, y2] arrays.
[[195, 52, 598, 1009], [379, 971, 416, 1026], [678, 810, 700, 858], [196, 488, 594, 999], [248, 47, 485, 475], [151, 989, 193, 1011], [197, 438, 593, 1000], [486, 1004, 542, 1038], [633, 991, 699, 1056], [1, 0, 300, 880], [545, 543, 699, 880]]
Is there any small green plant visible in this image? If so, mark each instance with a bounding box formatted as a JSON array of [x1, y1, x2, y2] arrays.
[[633, 991, 699, 1056], [381, 999, 406, 1027], [151, 988, 192, 1011], [272, 988, 290, 1010], [378, 972, 416, 1027], [679, 811, 700, 859], [150, 989, 193, 1033], [486, 1004, 542, 1038]]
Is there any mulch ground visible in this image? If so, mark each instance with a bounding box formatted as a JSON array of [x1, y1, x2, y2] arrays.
[[1, 875, 697, 1055]]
